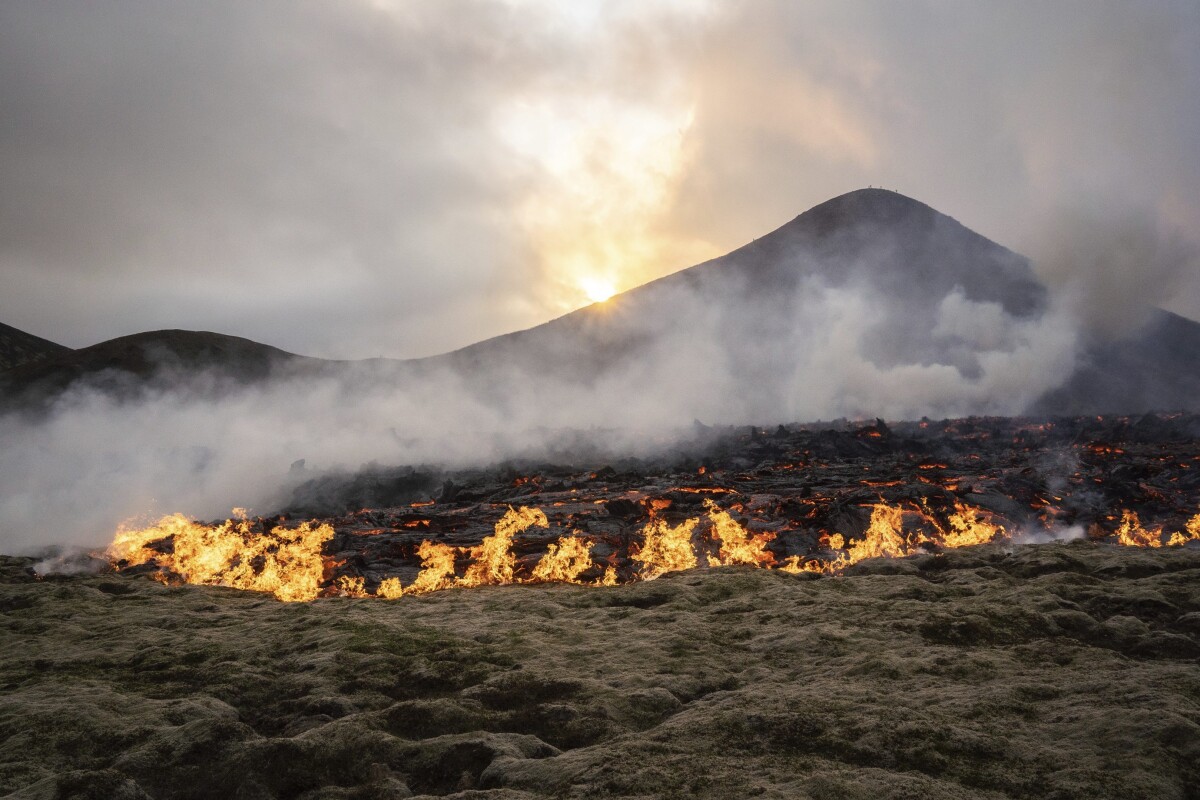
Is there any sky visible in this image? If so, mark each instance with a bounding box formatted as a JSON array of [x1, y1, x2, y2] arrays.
[[2, 0, 1199, 360]]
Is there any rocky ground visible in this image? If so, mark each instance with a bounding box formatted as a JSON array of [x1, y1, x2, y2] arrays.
[[3, 540, 1199, 799], [266, 413, 1200, 594]]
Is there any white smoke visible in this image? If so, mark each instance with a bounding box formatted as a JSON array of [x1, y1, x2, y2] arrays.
[[0, 267, 1081, 552], [1012, 525, 1088, 545]]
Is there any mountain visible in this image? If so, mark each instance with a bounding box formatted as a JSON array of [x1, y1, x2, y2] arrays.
[[438, 188, 1046, 377], [434, 189, 1200, 418], [0, 329, 326, 411], [3, 188, 1199, 418], [0, 321, 71, 372]]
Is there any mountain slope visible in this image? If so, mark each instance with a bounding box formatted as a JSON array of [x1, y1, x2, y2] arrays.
[[0, 321, 70, 371], [435, 189, 1200, 419], [442, 189, 1047, 377], [1031, 308, 1200, 415], [431, 189, 1065, 421]]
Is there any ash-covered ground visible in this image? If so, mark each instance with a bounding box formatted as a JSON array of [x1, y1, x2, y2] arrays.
[[2, 542, 1199, 799]]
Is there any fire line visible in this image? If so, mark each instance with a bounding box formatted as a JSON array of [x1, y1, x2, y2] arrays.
[[106, 501, 1200, 602]]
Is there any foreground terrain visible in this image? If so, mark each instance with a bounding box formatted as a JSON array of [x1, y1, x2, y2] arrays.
[[2, 541, 1198, 799]]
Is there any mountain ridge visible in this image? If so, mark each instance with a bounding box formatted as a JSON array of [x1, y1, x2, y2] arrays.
[[3, 188, 1199, 417]]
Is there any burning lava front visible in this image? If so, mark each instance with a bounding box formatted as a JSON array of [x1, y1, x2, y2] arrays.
[[105, 414, 1200, 601]]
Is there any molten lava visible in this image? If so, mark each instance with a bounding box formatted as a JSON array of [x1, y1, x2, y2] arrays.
[[105, 497, 1198, 602]]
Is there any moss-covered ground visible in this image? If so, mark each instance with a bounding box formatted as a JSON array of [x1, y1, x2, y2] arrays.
[[2, 542, 1199, 799]]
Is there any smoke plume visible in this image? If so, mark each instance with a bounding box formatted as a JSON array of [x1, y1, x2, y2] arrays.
[[0, 244, 1080, 551]]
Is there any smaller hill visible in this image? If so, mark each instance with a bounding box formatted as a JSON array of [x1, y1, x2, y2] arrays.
[[0, 321, 71, 371], [1030, 309, 1200, 415], [0, 329, 324, 412]]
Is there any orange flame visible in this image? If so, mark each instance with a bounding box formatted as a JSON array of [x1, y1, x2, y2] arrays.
[[376, 577, 405, 599], [407, 540, 460, 595], [1114, 510, 1163, 547], [704, 499, 776, 567], [106, 499, 1198, 603], [841, 503, 909, 564], [336, 575, 369, 598], [937, 501, 1007, 548], [800, 500, 1006, 574], [530, 534, 598, 584], [1169, 512, 1200, 546], [461, 506, 548, 587], [777, 555, 828, 574], [402, 506, 550, 595], [1114, 509, 1200, 547], [632, 516, 699, 581], [106, 511, 333, 602]]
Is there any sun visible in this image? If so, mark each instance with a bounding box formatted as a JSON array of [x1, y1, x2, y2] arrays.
[[581, 277, 616, 304]]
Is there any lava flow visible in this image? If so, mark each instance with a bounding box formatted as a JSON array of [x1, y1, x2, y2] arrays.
[[104, 415, 1200, 601], [106, 497, 1199, 602]]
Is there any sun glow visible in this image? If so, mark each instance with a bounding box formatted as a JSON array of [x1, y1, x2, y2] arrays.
[[496, 95, 719, 314], [581, 277, 616, 304]]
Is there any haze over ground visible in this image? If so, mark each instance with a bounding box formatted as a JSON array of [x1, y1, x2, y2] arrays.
[[4, 187, 1200, 552], [2, 1, 1199, 358]]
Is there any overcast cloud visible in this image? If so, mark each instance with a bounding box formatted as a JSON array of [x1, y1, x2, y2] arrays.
[[2, 0, 1198, 358]]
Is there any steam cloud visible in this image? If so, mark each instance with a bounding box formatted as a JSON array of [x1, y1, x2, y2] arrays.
[[1027, 206, 1200, 338], [0, 266, 1080, 552]]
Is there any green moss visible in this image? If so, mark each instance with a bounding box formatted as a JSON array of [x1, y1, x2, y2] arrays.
[[0, 545, 1198, 798]]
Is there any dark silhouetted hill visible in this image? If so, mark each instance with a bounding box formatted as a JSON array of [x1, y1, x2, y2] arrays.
[[0, 329, 327, 412], [0, 321, 71, 371]]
